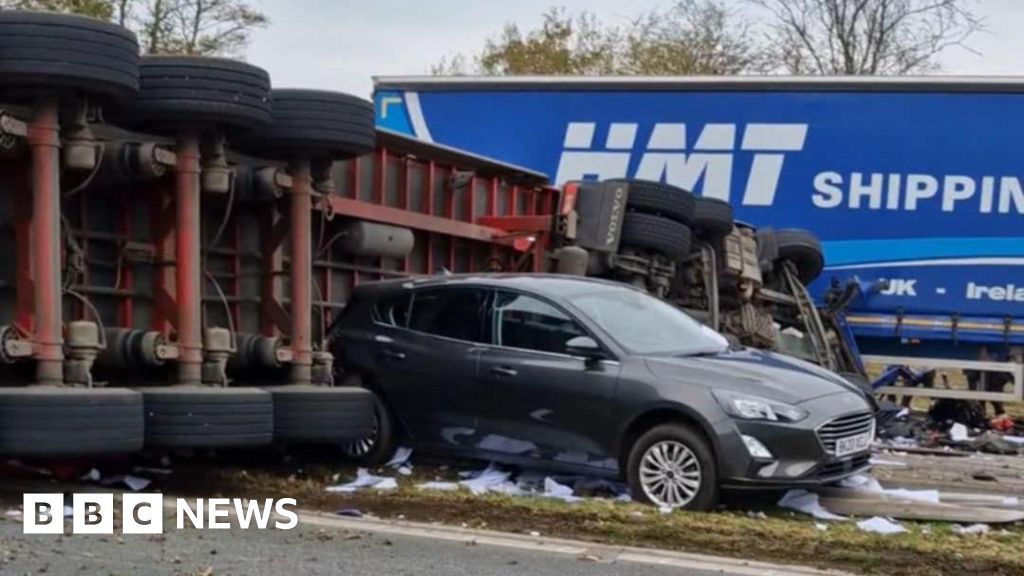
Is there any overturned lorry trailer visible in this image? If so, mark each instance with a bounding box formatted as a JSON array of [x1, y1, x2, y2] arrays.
[[373, 75, 1024, 404], [0, 11, 556, 458]]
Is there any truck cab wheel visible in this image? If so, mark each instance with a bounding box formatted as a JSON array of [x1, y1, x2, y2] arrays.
[[627, 423, 718, 511]]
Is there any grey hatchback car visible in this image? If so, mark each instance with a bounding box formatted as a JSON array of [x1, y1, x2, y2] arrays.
[[329, 274, 874, 510]]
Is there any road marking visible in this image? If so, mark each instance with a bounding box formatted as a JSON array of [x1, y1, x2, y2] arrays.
[[298, 510, 854, 576]]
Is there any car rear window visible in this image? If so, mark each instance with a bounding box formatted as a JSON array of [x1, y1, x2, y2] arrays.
[[408, 288, 489, 343]]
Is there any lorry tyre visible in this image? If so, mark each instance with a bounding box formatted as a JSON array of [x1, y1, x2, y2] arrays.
[[692, 197, 734, 238], [607, 179, 695, 224], [245, 89, 375, 159], [0, 387, 144, 456], [140, 387, 273, 448], [627, 423, 718, 511], [118, 56, 272, 131], [620, 213, 692, 260], [775, 229, 825, 284], [0, 11, 140, 101], [268, 385, 375, 444]]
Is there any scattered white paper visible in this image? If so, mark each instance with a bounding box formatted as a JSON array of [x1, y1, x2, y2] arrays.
[[857, 517, 906, 535], [417, 481, 460, 491], [1003, 497, 1020, 507], [841, 474, 884, 493], [896, 408, 909, 419], [778, 490, 845, 521], [658, 506, 673, 515], [1002, 436, 1024, 445], [541, 477, 580, 503], [397, 466, 412, 476], [80, 468, 101, 482], [886, 488, 940, 505], [101, 475, 151, 492], [326, 468, 397, 493], [386, 447, 413, 469], [841, 474, 940, 504], [4, 509, 22, 519], [459, 464, 522, 496], [869, 458, 908, 467], [814, 522, 829, 532], [952, 523, 990, 535], [949, 423, 970, 442]]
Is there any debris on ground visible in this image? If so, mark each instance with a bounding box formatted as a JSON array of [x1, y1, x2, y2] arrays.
[[778, 490, 844, 521], [952, 523, 990, 536], [856, 517, 906, 535], [416, 480, 460, 491], [326, 469, 397, 493], [875, 399, 1023, 457], [100, 474, 151, 491], [334, 508, 363, 518], [386, 447, 414, 476], [949, 423, 970, 443]]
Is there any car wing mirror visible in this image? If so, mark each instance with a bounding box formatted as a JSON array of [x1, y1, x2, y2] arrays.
[[565, 336, 605, 361]]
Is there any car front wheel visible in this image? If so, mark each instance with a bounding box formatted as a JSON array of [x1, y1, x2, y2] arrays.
[[627, 423, 718, 511], [340, 384, 396, 465]]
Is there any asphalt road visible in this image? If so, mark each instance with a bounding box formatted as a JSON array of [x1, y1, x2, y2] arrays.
[[0, 512, 757, 576]]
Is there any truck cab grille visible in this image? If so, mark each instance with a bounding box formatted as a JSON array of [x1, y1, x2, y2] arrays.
[[817, 411, 875, 455]]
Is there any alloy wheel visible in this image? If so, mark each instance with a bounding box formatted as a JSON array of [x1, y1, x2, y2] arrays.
[[342, 412, 378, 458], [639, 440, 702, 508]]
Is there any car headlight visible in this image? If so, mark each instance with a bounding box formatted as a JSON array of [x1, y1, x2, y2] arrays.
[[713, 390, 808, 423]]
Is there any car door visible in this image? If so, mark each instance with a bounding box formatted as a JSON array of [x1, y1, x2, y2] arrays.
[[376, 286, 492, 450], [473, 289, 621, 472]]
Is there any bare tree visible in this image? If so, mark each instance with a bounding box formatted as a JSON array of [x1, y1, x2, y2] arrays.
[[438, 8, 619, 75], [623, 0, 767, 75], [2, 0, 267, 57], [135, 0, 267, 56], [750, 0, 983, 74], [432, 2, 761, 76], [0, 0, 113, 19]]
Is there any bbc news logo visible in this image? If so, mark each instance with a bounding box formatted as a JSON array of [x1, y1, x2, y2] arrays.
[[22, 493, 298, 534]]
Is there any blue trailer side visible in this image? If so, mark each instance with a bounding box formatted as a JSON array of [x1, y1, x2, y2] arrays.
[[372, 76, 1024, 369]]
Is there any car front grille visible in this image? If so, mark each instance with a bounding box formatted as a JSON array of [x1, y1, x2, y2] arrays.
[[816, 411, 875, 455]]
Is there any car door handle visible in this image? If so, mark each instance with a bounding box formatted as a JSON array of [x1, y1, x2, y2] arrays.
[[381, 349, 406, 360], [490, 366, 517, 378]]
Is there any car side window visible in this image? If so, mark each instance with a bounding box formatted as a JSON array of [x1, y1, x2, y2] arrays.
[[408, 288, 490, 343], [494, 291, 586, 354], [372, 293, 412, 327]]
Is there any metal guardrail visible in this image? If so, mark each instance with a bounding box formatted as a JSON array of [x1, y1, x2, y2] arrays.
[[864, 354, 1023, 403]]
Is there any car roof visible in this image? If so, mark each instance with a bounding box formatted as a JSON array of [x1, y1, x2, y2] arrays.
[[354, 273, 640, 300]]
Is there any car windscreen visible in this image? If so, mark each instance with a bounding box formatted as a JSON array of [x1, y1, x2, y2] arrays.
[[571, 289, 730, 356]]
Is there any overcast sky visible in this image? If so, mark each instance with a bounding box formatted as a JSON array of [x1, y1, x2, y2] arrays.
[[246, 0, 1024, 98]]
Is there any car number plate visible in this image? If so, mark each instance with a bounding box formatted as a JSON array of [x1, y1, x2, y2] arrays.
[[834, 431, 872, 458]]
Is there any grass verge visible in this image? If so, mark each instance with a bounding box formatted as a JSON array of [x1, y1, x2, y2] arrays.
[[162, 461, 1024, 576]]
